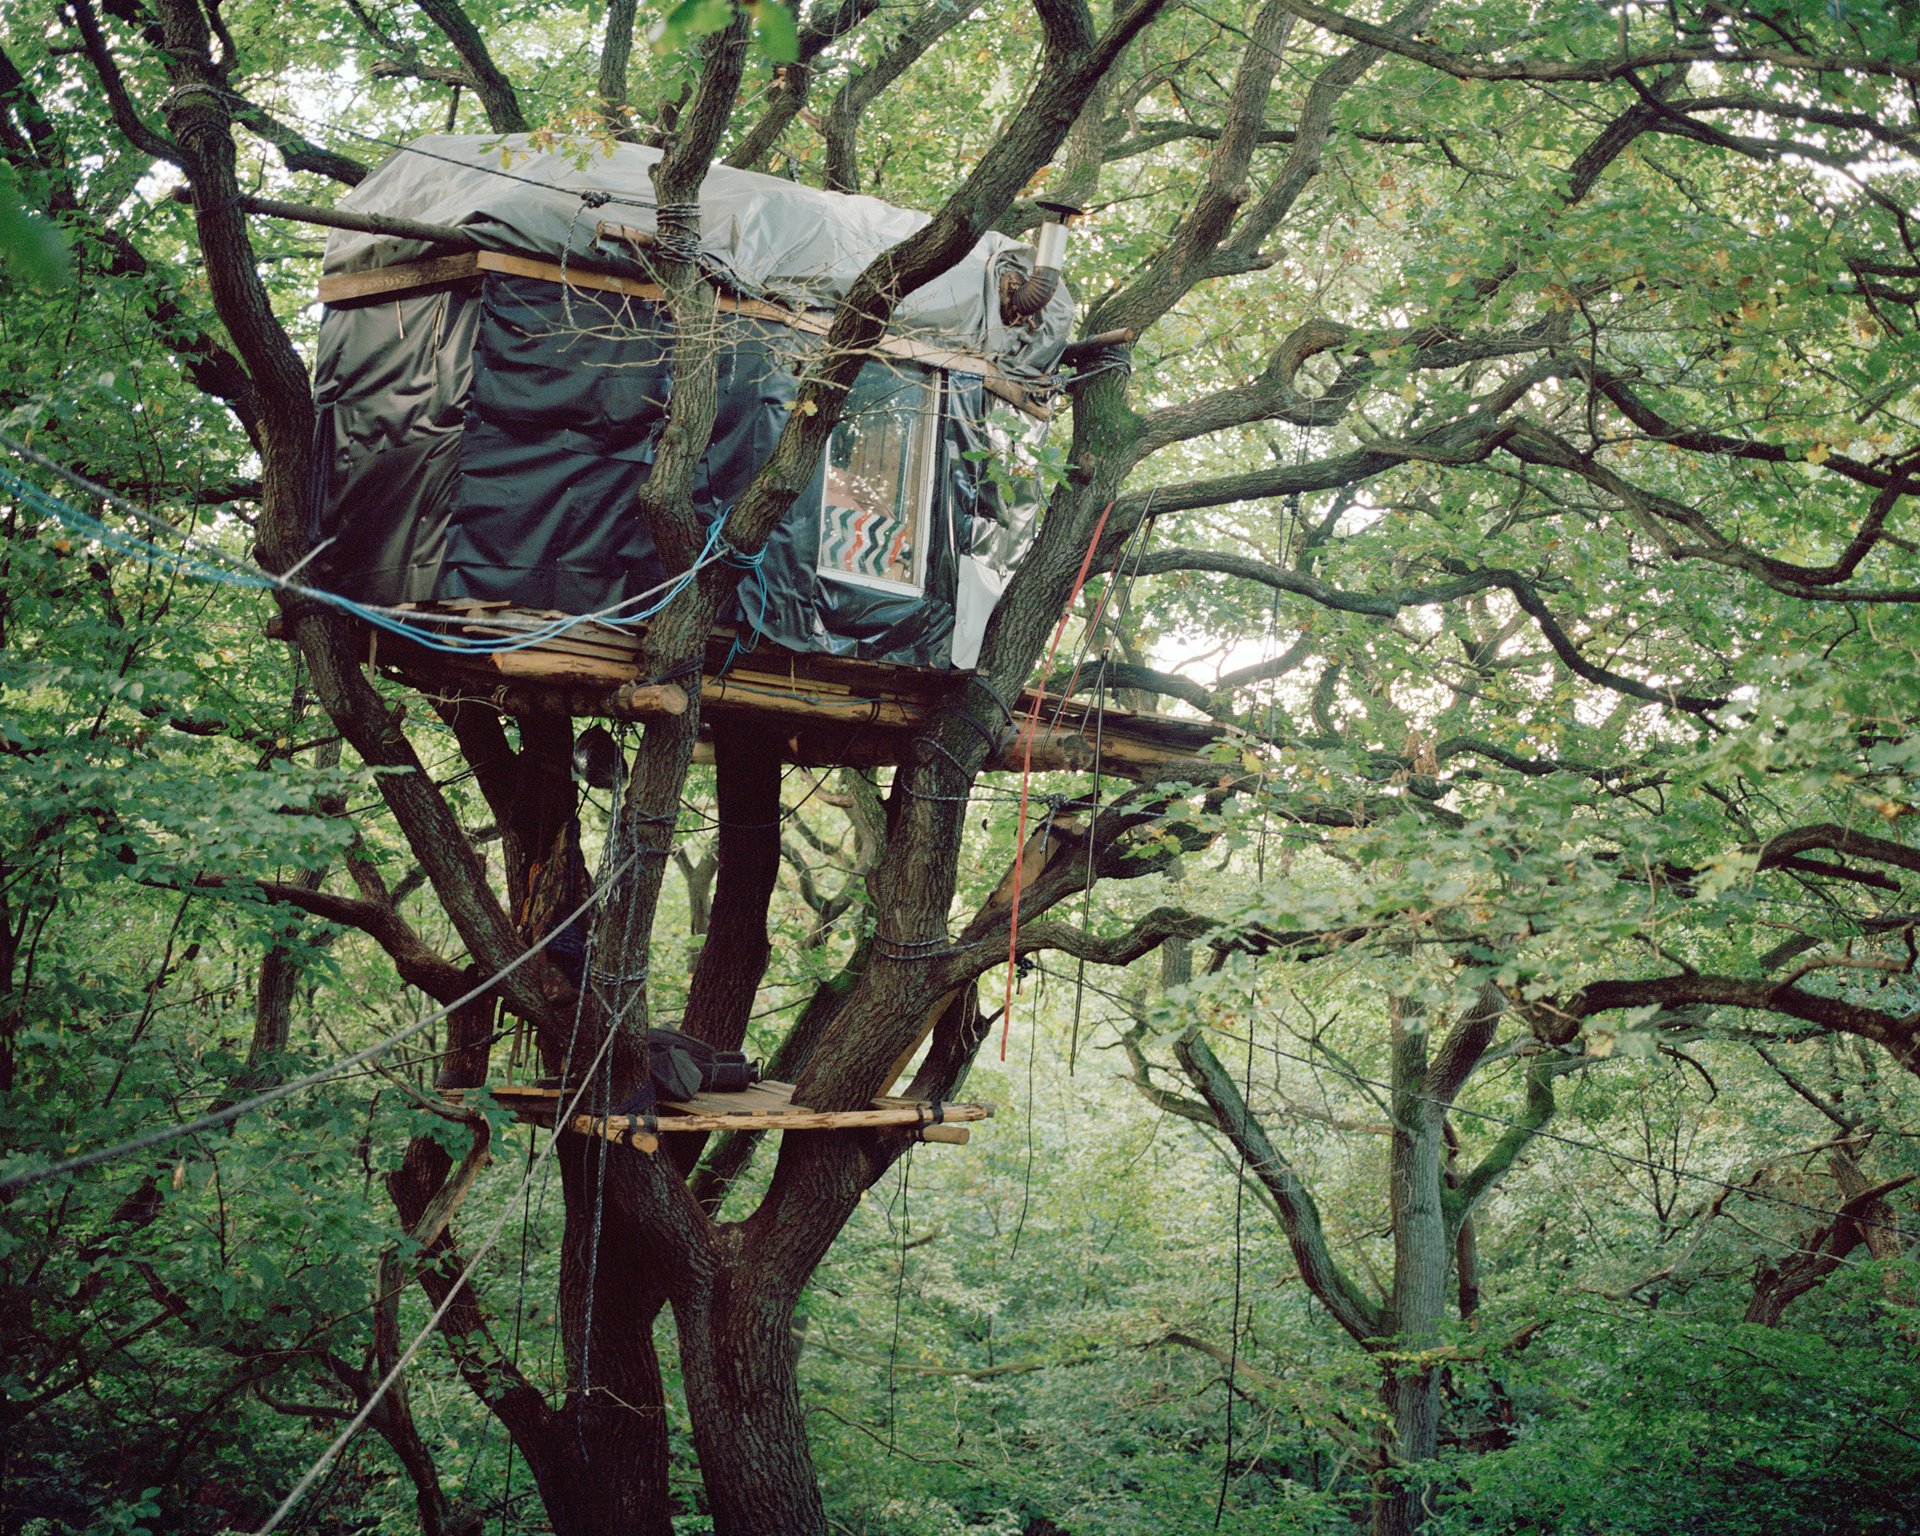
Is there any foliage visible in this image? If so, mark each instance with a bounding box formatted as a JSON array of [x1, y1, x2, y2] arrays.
[[3, 0, 1919, 1533]]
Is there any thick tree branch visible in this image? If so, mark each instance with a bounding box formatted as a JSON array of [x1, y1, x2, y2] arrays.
[[246, 878, 473, 1004], [1204, 0, 1438, 282], [1566, 972, 1920, 1076], [597, 0, 640, 134], [151, 0, 552, 1027], [1174, 1026, 1383, 1343], [823, 1, 978, 195], [412, 0, 527, 132], [725, 0, 882, 171], [225, 96, 369, 184], [1266, 1, 1920, 87], [66, 0, 178, 164]]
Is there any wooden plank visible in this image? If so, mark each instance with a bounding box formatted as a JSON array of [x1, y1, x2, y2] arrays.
[[724, 667, 857, 699], [359, 608, 1228, 777], [477, 249, 668, 301], [673, 1081, 800, 1114], [489, 649, 639, 684], [459, 1090, 662, 1153], [318, 252, 481, 304], [455, 1081, 991, 1131], [575, 1101, 991, 1134]]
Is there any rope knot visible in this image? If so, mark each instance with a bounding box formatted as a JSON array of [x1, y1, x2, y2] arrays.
[[652, 201, 701, 265]]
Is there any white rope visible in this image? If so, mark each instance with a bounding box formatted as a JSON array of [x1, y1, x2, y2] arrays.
[[0, 847, 640, 1194], [254, 1019, 625, 1535]]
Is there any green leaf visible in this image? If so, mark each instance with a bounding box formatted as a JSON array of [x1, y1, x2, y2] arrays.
[[654, 0, 737, 53], [0, 172, 70, 290], [749, 2, 799, 63]]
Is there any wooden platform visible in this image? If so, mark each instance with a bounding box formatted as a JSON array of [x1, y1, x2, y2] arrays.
[[452, 1080, 991, 1154], [359, 602, 1229, 780]]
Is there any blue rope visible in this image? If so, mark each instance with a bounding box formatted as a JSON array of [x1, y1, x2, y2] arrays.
[[0, 456, 730, 657], [717, 535, 770, 676]]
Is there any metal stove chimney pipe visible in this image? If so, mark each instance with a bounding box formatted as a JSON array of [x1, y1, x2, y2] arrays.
[[1001, 200, 1084, 325]]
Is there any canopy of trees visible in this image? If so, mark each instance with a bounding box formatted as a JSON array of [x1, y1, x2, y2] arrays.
[[2, 1, 1917, 1534]]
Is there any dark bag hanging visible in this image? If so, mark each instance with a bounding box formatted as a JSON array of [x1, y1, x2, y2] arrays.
[[612, 1029, 759, 1121]]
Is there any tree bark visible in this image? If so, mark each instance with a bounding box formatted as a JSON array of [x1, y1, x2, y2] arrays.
[[683, 725, 784, 1050], [675, 1261, 824, 1536], [1371, 993, 1449, 1536], [548, 1138, 675, 1536]]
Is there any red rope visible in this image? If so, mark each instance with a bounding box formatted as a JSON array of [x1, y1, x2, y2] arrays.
[[1001, 502, 1113, 1059]]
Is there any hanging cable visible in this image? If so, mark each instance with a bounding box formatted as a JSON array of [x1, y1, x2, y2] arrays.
[[885, 1144, 914, 1455], [573, 732, 666, 1442], [1009, 953, 1043, 1259], [1000, 502, 1113, 1060], [500, 1125, 537, 1536], [1214, 1007, 1255, 1529], [253, 1020, 625, 1536], [1064, 499, 1156, 1074], [0, 438, 733, 657], [1067, 651, 1108, 1078], [0, 848, 642, 1195]]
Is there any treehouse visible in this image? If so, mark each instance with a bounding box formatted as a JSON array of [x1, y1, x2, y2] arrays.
[[307, 133, 1222, 777]]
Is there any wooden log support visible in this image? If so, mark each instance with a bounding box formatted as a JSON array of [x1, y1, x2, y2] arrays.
[[1056, 327, 1137, 369], [449, 1081, 991, 1152], [488, 680, 689, 720], [330, 605, 1231, 779], [177, 186, 481, 252]]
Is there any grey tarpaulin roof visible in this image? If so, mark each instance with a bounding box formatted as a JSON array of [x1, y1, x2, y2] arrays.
[[323, 133, 1074, 377]]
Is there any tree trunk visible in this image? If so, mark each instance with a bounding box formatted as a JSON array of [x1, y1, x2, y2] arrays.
[[675, 1263, 824, 1536], [1371, 997, 1449, 1536], [683, 725, 784, 1049], [546, 1135, 676, 1535]]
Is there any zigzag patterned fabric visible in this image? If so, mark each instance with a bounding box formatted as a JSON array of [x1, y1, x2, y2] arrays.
[[820, 502, 912, 584]]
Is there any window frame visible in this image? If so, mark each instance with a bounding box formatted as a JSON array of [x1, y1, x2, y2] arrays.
[[815, 366, 942, 596]]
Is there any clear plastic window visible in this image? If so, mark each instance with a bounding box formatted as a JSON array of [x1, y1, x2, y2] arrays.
[[818, 365, 937, 592]]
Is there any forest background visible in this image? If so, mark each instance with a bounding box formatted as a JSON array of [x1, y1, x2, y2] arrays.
[[2, 0, 1919, 1533]]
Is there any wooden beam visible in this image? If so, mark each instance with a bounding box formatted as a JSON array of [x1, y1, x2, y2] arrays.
[[311, 248, 1049, 416], [487, 680, 688, 720], [316, 252, 482, 304], [172, 186, 481, 256], [452, 1080, 992, 1134]]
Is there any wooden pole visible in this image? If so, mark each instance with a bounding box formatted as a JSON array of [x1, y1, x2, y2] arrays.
[[175, 186, 480, 250]]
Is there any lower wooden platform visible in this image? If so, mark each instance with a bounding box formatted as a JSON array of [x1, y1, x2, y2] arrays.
[[451, 1080, 990, 1155], [350, 602, 1227, 780]]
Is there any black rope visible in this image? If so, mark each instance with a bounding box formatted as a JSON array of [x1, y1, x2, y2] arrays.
[[500, 1124, 537, 1536], [1069, 652, 1110, 1076], [871, 932, 957, 960], [653, 201, 701, 265], [885, 1145, 914, 1454], [965, 675, 1016, 729], [948, 703, 1005, 754], [1063, 344, 1135, 391], [1215, 1012, 1255, 1528]]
